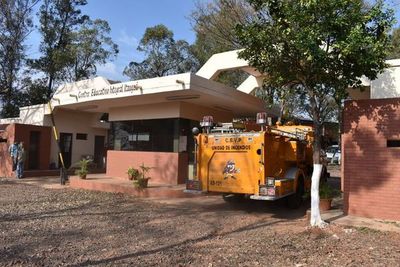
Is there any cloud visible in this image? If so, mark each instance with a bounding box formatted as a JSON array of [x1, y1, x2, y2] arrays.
[[117, 29, 139, 48], [96, 62, 126, 81]]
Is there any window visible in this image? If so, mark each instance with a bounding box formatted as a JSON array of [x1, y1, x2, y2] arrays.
[[108, 118, 198, 152], [387, 139, 400, 148], [76, 133, 88, 140]]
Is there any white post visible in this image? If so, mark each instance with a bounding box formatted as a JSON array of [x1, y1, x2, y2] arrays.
[[310, 163, 327, 227]]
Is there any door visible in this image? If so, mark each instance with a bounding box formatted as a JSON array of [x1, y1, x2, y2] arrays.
[[59, 133, 73, 168], [94, 135, 105, 169], [28, 131, 40, 169]]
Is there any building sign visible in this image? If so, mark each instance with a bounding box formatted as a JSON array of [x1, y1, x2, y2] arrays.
[[77, 84, 141, 100]]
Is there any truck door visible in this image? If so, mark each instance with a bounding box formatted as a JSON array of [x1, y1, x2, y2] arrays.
[[204, 133, 262, 194]]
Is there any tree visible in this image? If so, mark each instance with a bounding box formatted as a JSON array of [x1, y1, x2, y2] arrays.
[[190, 0, 254, 87], [0, 0, 37, 118], [190, 0, 254, 65], [388, 27, 400, 59], [123, 24, 197, 80], [29, 0, 89, 100], [237, 0, 394, 227], [67, 19, 119, 81]]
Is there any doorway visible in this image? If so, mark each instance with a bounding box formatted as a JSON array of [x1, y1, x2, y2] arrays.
[[28, 131, 40, 169], [94, 135, 105, 169], [59, 133, 73, 168]]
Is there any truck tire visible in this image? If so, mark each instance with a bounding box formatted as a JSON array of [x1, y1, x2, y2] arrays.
[[286, 177, 304, 209], [222, 193, 244, 203]]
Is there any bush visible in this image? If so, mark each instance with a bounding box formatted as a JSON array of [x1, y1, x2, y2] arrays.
[[75, 159, 90, 179], [319, 183, 337, 199]]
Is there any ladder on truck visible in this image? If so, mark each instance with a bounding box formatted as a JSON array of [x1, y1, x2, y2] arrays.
[[270, 128, 309, 142]]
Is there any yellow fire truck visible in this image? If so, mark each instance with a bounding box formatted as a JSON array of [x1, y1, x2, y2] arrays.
[[188, 114, 319, 208]]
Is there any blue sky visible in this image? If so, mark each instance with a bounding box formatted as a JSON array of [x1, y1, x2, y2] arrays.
[[26, 0, 400, 82], [27, 0, 200, 82], [81, 0, 199, 81]]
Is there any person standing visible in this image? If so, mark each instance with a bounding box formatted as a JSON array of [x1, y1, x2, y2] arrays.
[[8, 141, 19, 171], [16, 142, 26, 179]]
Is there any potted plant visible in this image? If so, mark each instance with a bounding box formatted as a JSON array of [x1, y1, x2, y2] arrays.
[[133, 163, 152, 189], [75, 159, 90, 179], [127, 167, 139, 180], [319, 183, 336, 211]]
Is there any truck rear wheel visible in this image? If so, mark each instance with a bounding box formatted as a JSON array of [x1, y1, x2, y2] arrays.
[[287, 177, 304, 209], [222, 193, 244, 203]]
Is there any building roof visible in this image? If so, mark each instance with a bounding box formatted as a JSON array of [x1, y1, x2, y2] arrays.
[[48, 73, 270, 117]]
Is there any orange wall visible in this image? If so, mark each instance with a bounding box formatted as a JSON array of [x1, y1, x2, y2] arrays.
[[0, 124, 14, 177], [106, 150, 188, 185], [0, 124, 51, 177], [342, 98, 400, 221], [15, 124, 51, 171]]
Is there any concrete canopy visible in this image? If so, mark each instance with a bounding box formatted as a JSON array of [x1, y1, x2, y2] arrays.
[[48, 73, 272, 120]]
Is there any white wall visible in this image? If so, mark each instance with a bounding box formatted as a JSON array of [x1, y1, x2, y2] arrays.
[[370, 60, 400, 99], [48, 110, 108, 167], [109, 101, 233, 122]]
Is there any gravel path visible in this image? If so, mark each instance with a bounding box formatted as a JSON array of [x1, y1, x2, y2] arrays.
[[1, 178, 400, 266]]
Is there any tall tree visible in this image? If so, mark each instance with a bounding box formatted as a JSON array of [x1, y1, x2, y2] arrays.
[[0, 0, 37, 118], [190, 0, 254, 65], [29, 0, 89, 100], [388, 27, 400, 59], [67, 19, 119, 81], [237, 0, 394, 227], [190, 0, 254, 88], [123, 24, 197, 80]]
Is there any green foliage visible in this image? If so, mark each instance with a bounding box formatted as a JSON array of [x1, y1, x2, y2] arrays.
[[132, 163, 152, 189], [138, 163, 152, 180], [29, 0, 89, 100], [237, 0, 394, 162], [75, 158, 90, 178], [0, 0, 36, 117], [123, 24, 198, 80], [190, 0, 254, 65], [237, 0, 394, 89], [388, 27, 400, 59], [28, 0, 118, 101], [319, 183, 337, 199], [127, 167, 139, 180], [68, 19, 118, 81], [190, 0, 255, 88]]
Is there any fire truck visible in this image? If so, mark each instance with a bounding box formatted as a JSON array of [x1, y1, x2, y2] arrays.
[[188, 113, 320, 208]]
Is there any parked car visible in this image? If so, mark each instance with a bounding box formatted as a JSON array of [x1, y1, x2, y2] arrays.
[[325, 145, 341, 164]]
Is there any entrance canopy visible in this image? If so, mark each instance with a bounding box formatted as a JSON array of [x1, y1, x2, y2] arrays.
[[48, 73, 273, 121]]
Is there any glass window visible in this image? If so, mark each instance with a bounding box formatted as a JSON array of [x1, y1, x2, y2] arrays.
[[108, 118, 198, 153], [76, 133, 88, 140]]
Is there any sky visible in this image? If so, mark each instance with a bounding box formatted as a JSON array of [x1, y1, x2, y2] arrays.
[[81, 0, 199, 81], [26, 0, 400, 82], [27, 0, 200, 82]]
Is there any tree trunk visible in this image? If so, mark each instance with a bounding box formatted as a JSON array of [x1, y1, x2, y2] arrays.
[[47, 75, 54, 101], [309, 94, 327, 227]]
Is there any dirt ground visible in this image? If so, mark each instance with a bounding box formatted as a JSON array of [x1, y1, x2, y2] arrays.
[[1, 176, 400, 267]]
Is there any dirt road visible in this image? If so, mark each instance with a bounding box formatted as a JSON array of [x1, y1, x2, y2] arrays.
[[1, 179, 400, 266]]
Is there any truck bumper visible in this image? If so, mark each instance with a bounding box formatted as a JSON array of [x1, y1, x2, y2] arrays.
[[250, 192, 294, 201]]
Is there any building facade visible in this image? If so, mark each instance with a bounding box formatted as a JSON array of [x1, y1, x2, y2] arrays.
[[0, 53, 274, 183]]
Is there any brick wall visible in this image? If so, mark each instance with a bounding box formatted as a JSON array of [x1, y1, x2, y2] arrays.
[[343, 98, 400, 221], [106, 150, 188, 185], [0, 123, 51, 178]]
